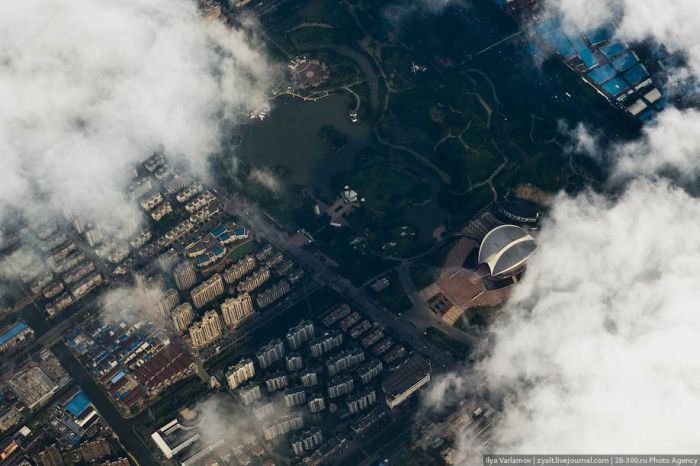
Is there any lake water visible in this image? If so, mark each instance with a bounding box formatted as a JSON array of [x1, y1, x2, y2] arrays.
[[237, 93, 370, 198]]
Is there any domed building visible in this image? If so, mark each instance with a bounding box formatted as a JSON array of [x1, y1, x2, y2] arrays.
[[478, 224, 537, 278]]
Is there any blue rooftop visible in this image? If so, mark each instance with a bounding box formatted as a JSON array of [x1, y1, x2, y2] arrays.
[[544, 30, 575, 57], [536, 19, 561, 36], [612, 52, 638, 72], [0, 321, 28, 346], [602, 77, 630, 96], [588, 64, 616, 84], [65, 391, 91, 417], [623, 63, 649, 86], [586, 27, 612, 45], [600, 42, 627, 58]]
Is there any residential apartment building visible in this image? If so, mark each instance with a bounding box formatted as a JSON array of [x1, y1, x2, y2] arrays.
[[191, 273, 224, 309], [220, 293, 254, 328]]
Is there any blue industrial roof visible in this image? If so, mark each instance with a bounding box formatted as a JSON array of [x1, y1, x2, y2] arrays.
[[623, 64, 649, 85], [65, 391, 91, 417], [586, 27, 612, 45], [612, 52, 638, 72], [578, 48, 599, 69], [536, 19, 560, 36], [588, 64, 616, 84], [0, 321, 28, 345], [234, 226, 247, 235], [602, 77, 630, 96], [544, 30, 575, 57], [600, 42, 626, 58], [110, 370, 126, 385], [213, 245, 225, 256]]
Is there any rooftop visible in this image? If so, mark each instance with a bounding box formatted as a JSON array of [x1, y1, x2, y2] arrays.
[[382, 354, 431, 399]]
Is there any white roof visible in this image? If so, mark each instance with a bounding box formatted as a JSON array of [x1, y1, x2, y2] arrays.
[[478, 225, 536, 277]]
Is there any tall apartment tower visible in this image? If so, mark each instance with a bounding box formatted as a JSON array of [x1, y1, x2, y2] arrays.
[[173, 260, 197, 291], [256, 339, 285, 369], [222, 255, 257, 284], [160, 288, 180, 317], [189, 310, 223, 347], [171, 302, 194, 334], [158, 248, 179, 272], [286, 320, 315, 350], [190, 273, 224, 309], [221, 293, 254, 328], [225, 358, 255, 390]]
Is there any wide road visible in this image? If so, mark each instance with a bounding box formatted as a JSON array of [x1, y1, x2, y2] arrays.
[[215, 188, 458, 372]]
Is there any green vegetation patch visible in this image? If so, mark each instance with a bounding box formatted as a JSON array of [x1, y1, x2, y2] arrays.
[[368, 270, 413, 315], [425, 326, 471, 361]]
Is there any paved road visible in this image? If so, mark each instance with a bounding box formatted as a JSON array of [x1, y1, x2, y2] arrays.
[[216, 189, 458, 372]]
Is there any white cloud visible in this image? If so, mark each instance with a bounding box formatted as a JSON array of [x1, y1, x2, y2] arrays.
[[249, 167, 282, 193], [614, 108, 700, 178], [544, 0, 700, 78], [0, 0, 274, 238], [476, 179, 700, 453]]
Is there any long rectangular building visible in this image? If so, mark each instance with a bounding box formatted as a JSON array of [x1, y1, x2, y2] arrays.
[[382, 354, 431, 409]]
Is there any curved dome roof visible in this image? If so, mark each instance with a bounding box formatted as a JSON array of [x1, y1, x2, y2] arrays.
[[478, 225, 536, 277]]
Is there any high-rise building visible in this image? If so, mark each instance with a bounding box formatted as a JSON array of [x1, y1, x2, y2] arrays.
[[262, 413, 303, 441], [300, 369, 319, 388], [286, 319, 315, 350], [171, 303, 194, 335], [255, 279, 290, 309], [264, 371, 289, 392], [173, 261, 197, 291], [189, 310, 223, 348], [307, 393, 326, 413], [191, 273, 224, 308], [221, 294, 254, 328], [326, 347, 365, 377], [238, 382, 262, 406], [225, 358, 255, 390], [256, 339, 285, 369], [291, 437, 305, 457], [292, 427, 323, 454], [79, 438, 111, 462], [356, 358, 383, 384], [346, 388, 377, 414], [35, 443, 64, 466], [158, 248, 179, 272], [328, 375, 354, 399], [283, 388, 307, 408], [222, 255, 256, 284], [160, 289, 180, 317], [309, 330, 343, 358], [253, 401, 275, 421], [285, 353, 304, 372], [237, 266, 270, 294]]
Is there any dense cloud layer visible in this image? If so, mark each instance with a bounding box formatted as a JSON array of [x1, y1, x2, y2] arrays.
[[419, 1, 700, 456], [481, 180, 700, 452], [545, 0, 700, 78], [0, 0, 273, 238], [614, 108, 700, 178]]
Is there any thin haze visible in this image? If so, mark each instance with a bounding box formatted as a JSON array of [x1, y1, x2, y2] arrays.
[[0, 0, 274, 238]]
